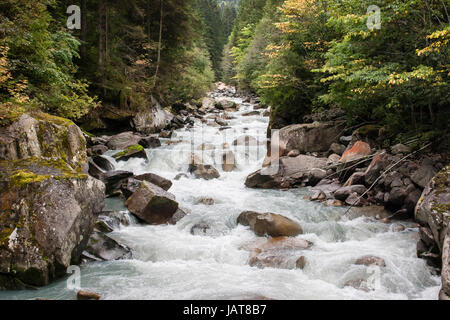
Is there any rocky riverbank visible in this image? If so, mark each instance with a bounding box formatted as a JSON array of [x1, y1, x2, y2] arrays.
[[0, 83, 448, 300]]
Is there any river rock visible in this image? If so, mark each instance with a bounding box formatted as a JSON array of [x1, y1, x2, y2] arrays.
[[84, 231, 132, 261], [364, 152, 391, 185], [88, 158, 105, 180], [102, 170, 134, 196], [131, 96, 173, 134], [125, 181, 179, 225], [334, 185, 367, 201], [340, 141, 371, 163], [244, 237, 312, 269], [411, 159, 437, 188], [106, 132, 142, 150], [196, 197, 215, 205], [237, 211, 303, 237], [190, 164, 220, 180], [77, 290, 101, 300], [354, 255, 386, 267], [391, 143, 411, 155], [87, 145, 108, 156], [274, 121, 344, 156], [0, 113, 88, 173], [222, 151, 236, 172], [135, 173, 172, 191], [329, 143, 346, 156], [242, 111, 260, 117], [113, 145, 147, 162], [169, 208, 189, 225], [415, 165, 450, 253], [0, 161, 105, 288], [246, 155, 328, 189], [92, 155, 115, 171], [139, 136, 161, 149]]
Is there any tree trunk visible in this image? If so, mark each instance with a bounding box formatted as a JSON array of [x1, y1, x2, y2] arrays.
[[153, 0, 163, 88], [81, 0, 87, 60]]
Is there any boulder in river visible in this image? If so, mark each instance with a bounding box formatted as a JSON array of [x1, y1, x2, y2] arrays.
[[237, 211, 303, 237], [106, 132, 142, 150], [222, 151, 236, 172], [113, 145, 147, 162], [135, 173, 173, 191], [92, 155, 115, 171], [102, 170, 134, 196], [242, 236, 312, 269], [139, 136, 161, 149], [354, 255, 386, 267], [333, 185, 367, 201], [246, 155, 328, 189], [84, 231, 132, 261], [125, 181, 179, 225]]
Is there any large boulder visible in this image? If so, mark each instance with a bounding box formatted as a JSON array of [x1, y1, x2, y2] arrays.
[[245, 155, 328, 189], [135, 173, 172, 191], [0, 113, 88, 173], [101, 170, 134, 196], [125, 181, 179, 225], [237, 211, 303, 237], [131, 96, 173, 134], [0, 160, 105, 289], [106, 132, 142, 150], [415, 165, 450, 251], [275, 121, 345, 156], [415, 165, 450, 297]]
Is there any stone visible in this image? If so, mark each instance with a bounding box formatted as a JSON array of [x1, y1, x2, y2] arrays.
[[92, 155, 115, 171], [190, 223, 212, 236], [88, 158, 105, 180], [84, 231, 132, 261], [196, 197, 215, 205], [169, 208, 188, 225], [77, 290, 101, 300], [113, 145, 147, 162], [222, 151, 236, 172], [311, 190, 326, 201], [327, 153, 341, 165], [174, 173, 189, 180], [287, 150, 300, 158], [442, 233, 450, 296], [245, 155, 328, 189], [192, 164, 220, 180], [242, 111, 260, 116], [340, 141, 372, 163], [296, 256, 307, 269], [215, 117, 228, 127], [237, 211, 303, 237], [391, 143, 411, 155], [0, 113, 88, 173], [411, 160, 437, 188], [87, 145, 108, 156], [387, 187, 408, 207], [329, 143, 346, 156], [139, 136, 161, 149], [354, 255, 386, 267], [344, 172, 366, 187], [334, 185, 367, 201], [0, 162, 105, 288], [339, 136, 352, 145], [159, 130, 172, 138], [391, 224, 406, 232], [243, 237, 312, 269], [131, 96, 173, 134], [125, 181, 179, 225], [135, 173, 172, 191], [102, 171, 134, 196], [106, 132, 141, 150], [275, 121, 345, 155]]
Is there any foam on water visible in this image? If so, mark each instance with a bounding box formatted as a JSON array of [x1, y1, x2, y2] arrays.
[[0, 96, 440, 300]]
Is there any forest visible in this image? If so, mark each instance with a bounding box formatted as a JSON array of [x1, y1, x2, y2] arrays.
[[0, 0, 449, 146]]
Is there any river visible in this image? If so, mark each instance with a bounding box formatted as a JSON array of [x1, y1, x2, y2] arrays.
[[0, 93, 441, 300]]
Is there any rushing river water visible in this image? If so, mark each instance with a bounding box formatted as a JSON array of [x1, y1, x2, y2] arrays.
[[0, 95, 441, 300]]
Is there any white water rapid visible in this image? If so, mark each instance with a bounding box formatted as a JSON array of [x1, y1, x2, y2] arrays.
[[0, 95, 441, 300]]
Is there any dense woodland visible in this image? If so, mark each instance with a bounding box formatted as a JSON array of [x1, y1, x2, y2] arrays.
[[0, 0, 449, 150]]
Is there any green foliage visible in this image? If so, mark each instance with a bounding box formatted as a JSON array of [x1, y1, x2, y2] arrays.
[[0, 0, 98, 120], [226, 0, 450, 146]]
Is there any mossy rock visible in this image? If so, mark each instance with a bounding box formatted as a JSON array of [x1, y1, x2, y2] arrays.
[[113, 144, 147, 162]]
